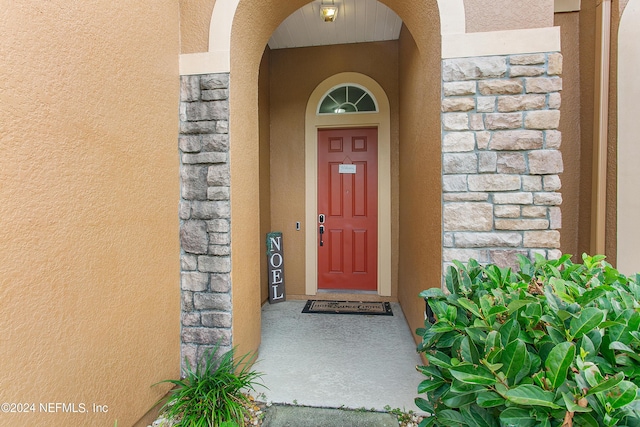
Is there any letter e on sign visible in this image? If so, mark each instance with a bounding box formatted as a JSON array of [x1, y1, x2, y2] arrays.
[[266, 232, 286, 303]]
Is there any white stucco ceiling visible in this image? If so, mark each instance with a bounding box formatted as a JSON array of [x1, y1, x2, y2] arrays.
[[268, 0, 403, 50]]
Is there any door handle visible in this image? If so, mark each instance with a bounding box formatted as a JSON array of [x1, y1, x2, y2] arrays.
[[319, 225, 324, 247]]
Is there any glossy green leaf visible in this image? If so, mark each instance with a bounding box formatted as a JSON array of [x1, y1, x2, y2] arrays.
[[457, 297, 482, 317], [436, 409, 466, 426], [500, 317, 520, 347], [420, 288, 446, 299], [586, 371, 624, 396], [414, 397, 433, 413], [429, 321, 455, 333], [425, 351, 452, 369], [605, 381, 638, 409], [461, 405, 498, 427], [573, 413, 600, 427], [449, 364, 497, 385], [418, 378, 445, 394], [461, 336, 480, 365], [562, 392, 592, 413], [499, 408, 536, 427], [502, 339, 527, 383], [545, 341, 576, 389], [570, 307, 605, 339], [476, 391, 505, 408], [504, 385, 561, 409], [507, 298, 537, 315]]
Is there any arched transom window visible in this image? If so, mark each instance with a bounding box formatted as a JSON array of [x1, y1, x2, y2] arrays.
[[317, 84, 378, 114]]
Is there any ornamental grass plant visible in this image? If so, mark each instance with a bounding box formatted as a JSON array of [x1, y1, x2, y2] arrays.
[[416, 254, 640, 427], [154, 343, 263, 427]]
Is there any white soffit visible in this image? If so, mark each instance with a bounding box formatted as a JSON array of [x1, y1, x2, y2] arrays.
[[268, 0, 403, 50]]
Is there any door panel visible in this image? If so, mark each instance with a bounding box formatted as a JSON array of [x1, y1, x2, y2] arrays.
[[318, 128, 378, 291]]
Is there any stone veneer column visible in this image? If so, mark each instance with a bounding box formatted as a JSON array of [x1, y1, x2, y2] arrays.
[[442, 53, 564, 272], [179, 73, 232, 369]]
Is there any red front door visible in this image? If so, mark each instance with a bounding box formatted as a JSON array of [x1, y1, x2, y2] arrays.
[[318, 128, 378, 291]]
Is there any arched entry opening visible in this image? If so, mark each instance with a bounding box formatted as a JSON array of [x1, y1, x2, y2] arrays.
[[229, 0, 442, 357]]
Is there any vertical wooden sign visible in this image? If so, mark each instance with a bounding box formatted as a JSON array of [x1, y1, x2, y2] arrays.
[[266, 232, 286, 303]]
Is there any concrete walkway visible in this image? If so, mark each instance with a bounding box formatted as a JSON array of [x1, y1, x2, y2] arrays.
[[261, 405, 398, 427], [255, 300, 425, 413]]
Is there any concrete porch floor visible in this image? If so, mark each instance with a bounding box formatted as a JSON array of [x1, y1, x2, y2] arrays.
[[255, 300, 425, 413]]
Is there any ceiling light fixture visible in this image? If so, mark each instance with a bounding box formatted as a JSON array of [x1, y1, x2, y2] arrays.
[[320, 0, 338, 22]]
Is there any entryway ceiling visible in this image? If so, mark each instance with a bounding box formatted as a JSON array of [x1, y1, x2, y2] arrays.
[[268, 0, 403, 50]]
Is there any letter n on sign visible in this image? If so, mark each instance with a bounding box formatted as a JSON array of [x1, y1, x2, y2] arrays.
[[266, 232, 286, 304]]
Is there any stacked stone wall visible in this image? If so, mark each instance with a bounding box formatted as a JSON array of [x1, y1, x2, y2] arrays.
[[179, 73, 232, 368], [441, 53, 563, 271]]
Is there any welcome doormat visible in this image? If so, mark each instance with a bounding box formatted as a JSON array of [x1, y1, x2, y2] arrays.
[[302, 300, 393, 316]]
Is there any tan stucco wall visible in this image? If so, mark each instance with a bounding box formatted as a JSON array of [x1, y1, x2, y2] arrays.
[[464, 0, 554, 32], [180, 0, 216, 53], [0, 2, 181, 426], [259, 47, 272, 304], [397, 23, 442, 344], [268, 41, 400, 297]]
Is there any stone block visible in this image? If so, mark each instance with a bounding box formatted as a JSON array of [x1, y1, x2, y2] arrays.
[[534, 192, 563, 206], [443, 175, 469, 192], [468, 175, 521, 192], [522, 206, 547, 218], [478, 152, 497, 173], [529, 150, 563, 175], [194, 292, 232, 311], [524, 230, 561, 248], [182, 291, 194, 312], [443, 202, 493, 231], [549, 207, 562, 229], [497, 153, 526, 174], [209, 245, 231, 256], [495, 205, 521, 218], [202, 89, 229, 101], [182, 327, 231, 346], [443, 192, 489, 202], [490, 130, 543, 150], [477, 97, 496, 113], [202, 134, 229, 152], [443, 248, 487, 263], [207, 219, 230, 233], [442, 98, 475, 112], [207, 186, 230, 201], [454, 232, 522, 248], [181, 75, 200, 102], [198, 255, 231, 273], [444, 81, 476, 96], [210, 274, 231, 293], [443, 132, 475, 152], [202, 312, 232, 329], [182, 312, 201, 327], [201, 74, 229, 90], [476, 131, 491, 149], [185, 101, 229, 122], [179, 135, 202, 153], [493, 192, 533, 205], [443, 232, 454, 247], [469, 114, 484, 130], [485, 113, 522, 130], [442, 56, 507, 81], [208, 164, 230, 186], [443, 113, 470, 131], [491, 250, 529, 269], [510, 54, 546, 65], [545, 130, 562, 149], [498, 95, 545, 112], [548, 249, 563, 260], [216, 120, 229, 134], [181, 344, 198, 371], [182, 152, 227, 165], [478, 79, 523, 95], [181, 220, 208, 254], [192, 201, 230, 219], [181, 165, 208, 201], [548, 93, 561, 110], [509, 66, 545, 77], [525, 110, 560, 130], [525, 77, 562, 94], [209, 233, 230, 245], [543, 175, 562, 191], [181, 254, 198, 271], [179, 201, 191, 220], [180, 120, 218, 135], [443, 153, 478, 174], [182, 272, 209, 292], [547, 53, 563, 76], [495, 219, 549, 230], [522, 176, 542, 191]]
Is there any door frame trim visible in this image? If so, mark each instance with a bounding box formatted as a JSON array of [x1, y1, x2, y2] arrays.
[[305, 72, 391, 296]]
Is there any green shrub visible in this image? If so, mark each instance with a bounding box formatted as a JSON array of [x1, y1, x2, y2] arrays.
[[154, 343, 263, 427], [416, 254, 640, 427]]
